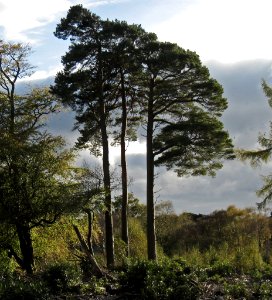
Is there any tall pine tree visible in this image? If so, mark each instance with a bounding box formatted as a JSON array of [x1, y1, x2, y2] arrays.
[[137, 41, 234, 259]]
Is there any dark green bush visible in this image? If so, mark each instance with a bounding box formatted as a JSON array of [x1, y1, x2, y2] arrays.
[[119, 259, 200, 299], [224, 281, 250, 299], [206, 260, 234, 277], [42, 263, 80, 295], [259, 280, 272, 298], [0, 273, 48, 300], [119, 259, 150, 297]]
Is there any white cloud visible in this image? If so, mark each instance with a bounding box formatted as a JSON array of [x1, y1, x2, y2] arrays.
[[84, 0, 128, 7], [0, 0, 73, 42], [26, 65, 62, 81], [0, 0, 128, 43], [152, 0, 272, 63], [109, 140, 146, 164], [1, 0, 271, 63]]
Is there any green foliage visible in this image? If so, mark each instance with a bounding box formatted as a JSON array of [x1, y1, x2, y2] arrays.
[[128, 218, 148, 260], [233, 242, 263, 274], [113, 237, 128, 266], [154, 106, 234, 177], [32, 217, 78, 268], [119, 259, 200, 299], [80, 275, 107, 295], [205, 260, 234, 278], [259, 280, 272, 299], [53, 4, 149, 154], [41, 262, 81, 295], [0, 249, 16, 275], [223, 280, 250, 299], [0, 41, 84, 273], [0, 273, 49, 300]]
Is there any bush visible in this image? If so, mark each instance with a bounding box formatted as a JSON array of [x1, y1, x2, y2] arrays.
[[119, 258, 200, 299], [223, 281, 250, 299], [119, 259, 149, 296], [128, 218, 148, 259], [180, 247, 205, 267], [42, 262, 81, 295], [0, 273, 48, 300], [206, 260, 234, 277], [233, 241, 264, 273], [259, 280, 272, 298]]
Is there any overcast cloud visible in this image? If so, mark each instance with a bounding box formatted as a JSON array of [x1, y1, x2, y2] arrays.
[[36, 59, 272, 214], [121, 60, 272, 214]]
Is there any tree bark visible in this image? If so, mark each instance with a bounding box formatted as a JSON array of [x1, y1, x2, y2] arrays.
[[73, 224, 109, 278], [97, 51, 114, 268], [120, 70, 129, 256], [16, 223, 34, 274], [9, 82, 15, 134], [146, 79, 157, 260], [85, 208, 94, 256], [100, 108, 115, 268]]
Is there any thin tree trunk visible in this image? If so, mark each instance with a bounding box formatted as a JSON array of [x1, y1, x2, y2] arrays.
[[120, 70, 129, 256], [9, 83, 15, 134], [146, 79, 157, 260], [98, 54, 114, 268], [73, 224, 114, 279], [101, 115, 115, 268], [84, 208, 94, 256]]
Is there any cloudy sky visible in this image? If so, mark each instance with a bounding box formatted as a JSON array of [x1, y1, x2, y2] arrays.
[[2, 0, 272, 214]]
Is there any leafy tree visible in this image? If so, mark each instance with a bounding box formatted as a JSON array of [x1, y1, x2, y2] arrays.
[[137, 41, 234, 260], [238, 80, 272, 208], [0, 41, 79, 274]]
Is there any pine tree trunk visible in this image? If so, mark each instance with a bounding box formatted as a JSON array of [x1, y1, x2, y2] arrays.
[[120, 71, 129, 256], [146, 80, 157, 260], [100, 112, 115, 268], [98, 53, 114, 268]]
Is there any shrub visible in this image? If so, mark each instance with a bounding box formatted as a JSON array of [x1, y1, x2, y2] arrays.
[[223, 281, 250, 299], [0, 273, 48, 300], [180, 247, 205, 267], [233, 241, 264, 273], [259, 280, 272, 298], [128, 218, 148, 260], [206, 260, 234, 277], [42, 262, 81, 295], [119, 259, 200, 299]]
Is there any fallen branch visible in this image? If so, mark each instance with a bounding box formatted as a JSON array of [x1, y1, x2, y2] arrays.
[[72, 224, 115, 280]]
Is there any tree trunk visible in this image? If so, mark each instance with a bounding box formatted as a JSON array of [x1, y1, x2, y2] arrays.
[[16, 223, 34, 274], [97, 52, 114, 268], [85, 208, 94, 256], [120, 71, 129, 256], [9, 83, 15, 134], [73, 224, 112, 279], [100, 111, 115, 268], [146, 79, 157, 260]]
